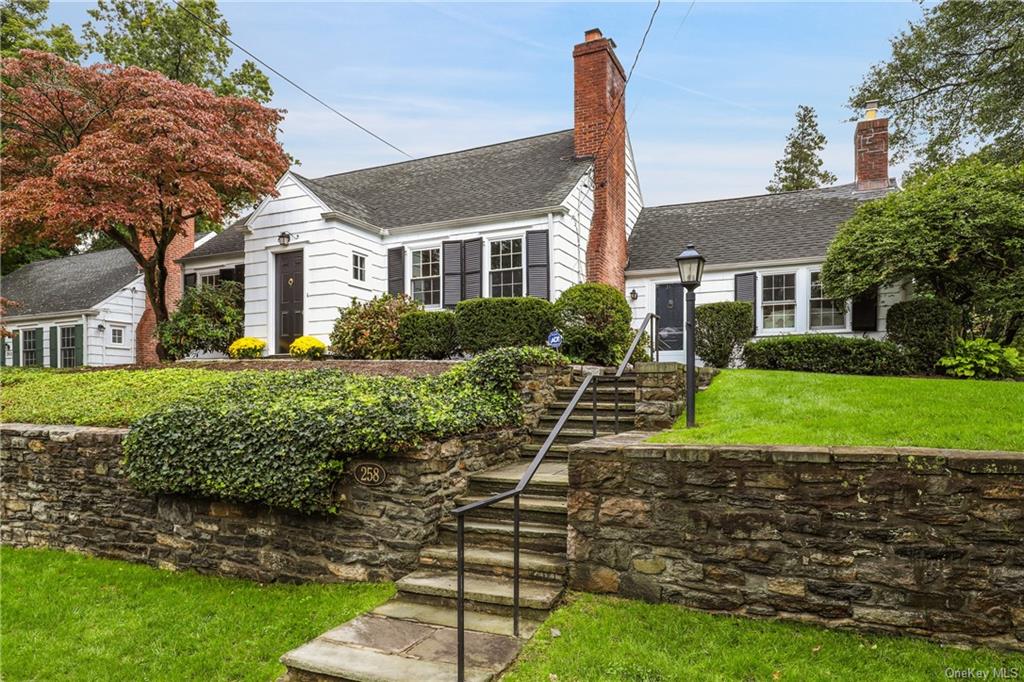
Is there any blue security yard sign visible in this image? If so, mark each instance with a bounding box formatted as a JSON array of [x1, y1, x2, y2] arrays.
[[547, 329, 564, 350]]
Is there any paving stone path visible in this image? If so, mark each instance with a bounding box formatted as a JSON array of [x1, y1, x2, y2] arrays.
[[281, 374, 636, 682]]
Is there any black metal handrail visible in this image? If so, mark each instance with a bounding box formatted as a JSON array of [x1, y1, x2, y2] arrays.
[[451, 313, 659, 681]]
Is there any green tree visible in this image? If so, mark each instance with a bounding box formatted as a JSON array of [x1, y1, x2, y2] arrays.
[[850, 1, 1024, 171], [82, 0, 273, 103], [1, 0, 82, 60], [821, 159, 1024, 343], [766, 105, 837, 193]]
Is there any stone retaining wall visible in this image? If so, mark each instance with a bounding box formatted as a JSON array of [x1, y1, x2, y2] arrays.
[[568, 431, 1024, 651], [632, 362, 716, 430]]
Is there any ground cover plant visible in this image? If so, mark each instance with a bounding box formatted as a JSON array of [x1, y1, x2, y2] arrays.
[[650, 369, 1024, 451], [124, 346, 563, 513], [0, 547, 393, 682], [505, 593, 1024, 682]]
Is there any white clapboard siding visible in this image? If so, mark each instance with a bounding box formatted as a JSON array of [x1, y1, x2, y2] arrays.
[[624, 133, 643, 239], [89, 277, 147, 365], [551, 171, 594, 298]]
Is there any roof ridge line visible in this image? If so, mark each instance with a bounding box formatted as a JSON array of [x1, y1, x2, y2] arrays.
[[305, 128, 575, 182], [643, 183, 863, 210]]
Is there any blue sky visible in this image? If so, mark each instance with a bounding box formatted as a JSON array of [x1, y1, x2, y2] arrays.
[[50, 1, 923, 204]]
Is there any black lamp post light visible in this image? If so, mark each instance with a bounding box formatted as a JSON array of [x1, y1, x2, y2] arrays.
[[675, 243, 706, 428]]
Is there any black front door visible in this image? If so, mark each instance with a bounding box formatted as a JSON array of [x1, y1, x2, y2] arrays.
[[276, 251, 303, 353], [655, 283, 685, 351]]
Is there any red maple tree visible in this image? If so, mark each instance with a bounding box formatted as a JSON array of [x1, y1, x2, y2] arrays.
[[1, 50, 289, 358]]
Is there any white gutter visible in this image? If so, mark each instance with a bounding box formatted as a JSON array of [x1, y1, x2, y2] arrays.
[[3, 308, 100, 324], [626, 255, 824, 278]]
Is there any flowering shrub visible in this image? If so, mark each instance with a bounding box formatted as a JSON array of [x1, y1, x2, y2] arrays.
[[330, 295, 421, 359], [124, 346, 565, 514], [289, 336, 326, 360], [228, 337, 266, 359], [937, 338, 1022, 379]]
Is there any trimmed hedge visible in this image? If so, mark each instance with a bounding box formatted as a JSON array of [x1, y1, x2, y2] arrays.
[[885, 298, 960, 373], [123, 347, 564, 514], [695, 301, 755, 368], [455, 298, 555, 353], [743, 334, 913, 376], [553, 283, 632, 365], [398, 311, 459, 359]]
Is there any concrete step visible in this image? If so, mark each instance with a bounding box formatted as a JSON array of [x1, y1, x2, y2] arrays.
[[373, 599, 542, 639], [281, 615, 517, 681], [455, 493, 566, 525], [419, 545, 567, 582], [396, 569, 563, 619], [438, 519, 567, 555]]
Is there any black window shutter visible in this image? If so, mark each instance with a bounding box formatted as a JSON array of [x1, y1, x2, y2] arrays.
[[218, 267, 236, 282], [49, 326, 58, 368], [735, 272, 758, 333], [12, 331, 20, 367], [234, 264, 245, 284], [387, 247, 405, 295], [442, 241, 464, 308], [73, 325, 84, 366], [851, 287, 879, 332], [525, 230, 550, 300], [184, 273, 197, 289], [462, 238, 483, 300]]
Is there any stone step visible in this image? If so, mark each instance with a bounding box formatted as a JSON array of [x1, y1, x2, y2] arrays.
[[549, 399, 636, 412], [538, 413, 634, 428], [529, 427, 616, 444], [520, 442, 571, 459], [280, 615, 516, 682], [555, 385, 635, 400], [373, 599, 542, 639], [455, 493, 566, 524], [396, 569, 563, 618], [419, 545, 567, 582], [466, 461, 568, 492], [438, 519, 567, 555]]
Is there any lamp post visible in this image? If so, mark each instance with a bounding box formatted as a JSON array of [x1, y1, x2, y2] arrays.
[[675, 243, 705, 428]]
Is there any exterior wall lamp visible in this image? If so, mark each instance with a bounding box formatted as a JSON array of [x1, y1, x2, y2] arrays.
[[277, 231, 295, 247], [675, 243, 706, 428], [629, 289, 638, 302]]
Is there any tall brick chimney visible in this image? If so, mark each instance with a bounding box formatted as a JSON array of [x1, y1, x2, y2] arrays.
[[574, 28, 628, 290], [854, 100, 889, 190], [135, 219, 195, 364]]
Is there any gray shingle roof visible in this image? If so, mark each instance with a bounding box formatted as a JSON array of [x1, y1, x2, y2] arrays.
[[293, 129, 592, 229], [626, 182, 894, 272], [180, 216, 248, 261], [1, 248, 141, 317]]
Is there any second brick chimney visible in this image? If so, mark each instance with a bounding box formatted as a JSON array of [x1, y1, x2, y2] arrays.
[[854, 100, 890, 191], [135, 219, 196, 364], [574, 28, 628, 290]]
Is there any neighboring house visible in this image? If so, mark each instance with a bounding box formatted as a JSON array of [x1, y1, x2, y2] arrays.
[[1, 232, 214, 367], [624, 105, 903, 362]]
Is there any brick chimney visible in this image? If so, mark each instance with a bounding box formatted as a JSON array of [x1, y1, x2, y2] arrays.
[[574, 28, 628, 290], [135, 219, 195, 364], [854, 100, 889, 190]]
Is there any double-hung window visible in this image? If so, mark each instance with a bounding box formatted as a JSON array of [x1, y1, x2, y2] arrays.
[[352, 253, 366, 282], [22, 330, 37, 366], [761, 273, 796, 329], [411, 248, 441, 306], [809, 272, 846, 329], [60, 326, 78, 368], [200, 273, 220, 287], [489, 238, 523, 298]]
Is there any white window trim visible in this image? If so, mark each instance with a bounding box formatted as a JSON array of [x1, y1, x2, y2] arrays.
[[408, 245, 442, 309], [352, 252, 367, 283], [20, 326, 40, 366], [808, 269, 852, 332], [58, 324, 78, 368], [484, 235, 526, 299], [757, 269, 800, 334], [109, 326, 127, 347]]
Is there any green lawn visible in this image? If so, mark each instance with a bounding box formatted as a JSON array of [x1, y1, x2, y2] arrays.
[[0, 547, 394, 681], [506, 593, 1024, 681], [650, 369, 1024, 451]]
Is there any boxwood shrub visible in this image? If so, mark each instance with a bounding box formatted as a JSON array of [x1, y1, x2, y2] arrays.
[[743, 334, 913, 376], [553, 283, 632, 366], [885, 298, 960, 373], [123, 346, 563, 514], [398, 310, 459, 359], [695, 301, 755, 368], [455, 298, 555, 353]]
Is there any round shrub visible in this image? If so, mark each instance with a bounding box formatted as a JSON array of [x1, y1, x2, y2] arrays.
[[553, 283, 632, 366], [398, 310, 459, 359], [743, 334, 913, 376], [289, 336, 326, 359], [455, 297, 555, 353], [937, 338, 1023, 379], [228, 337, 266, 359], [695, 301, 755, 368], [157, 281, 244, 360], [330, 295, 421, 359], [886, 298, 960, 372]]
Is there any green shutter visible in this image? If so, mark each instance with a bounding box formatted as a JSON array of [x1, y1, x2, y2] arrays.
[[33, 328, 44, 366], [0, 336, 5, 367], [49, 326, 59, 368], [74, 324, 84, 366], [12, 331, 19, 367]]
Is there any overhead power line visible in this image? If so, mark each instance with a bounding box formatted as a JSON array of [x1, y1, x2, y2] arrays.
[[169, 0, 414, 159]]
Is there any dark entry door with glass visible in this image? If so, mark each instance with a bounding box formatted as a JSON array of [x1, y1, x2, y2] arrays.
[[655, 283, 685, 351], [276, 251, 303, 353]]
